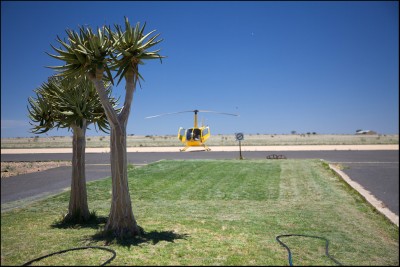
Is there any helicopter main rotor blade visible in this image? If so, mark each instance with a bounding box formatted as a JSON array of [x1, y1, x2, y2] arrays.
[[145, 110, 239, 119], [197, 110, 239, 116], [144, 110, 194, 119]]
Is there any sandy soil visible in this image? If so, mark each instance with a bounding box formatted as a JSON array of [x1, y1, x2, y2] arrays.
[[1, 161, 71, 178], [1, 144, 398, 154]]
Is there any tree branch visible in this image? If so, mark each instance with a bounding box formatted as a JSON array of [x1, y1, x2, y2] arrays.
[[87, 71, 120, 127], [118, 68, 135, 123]]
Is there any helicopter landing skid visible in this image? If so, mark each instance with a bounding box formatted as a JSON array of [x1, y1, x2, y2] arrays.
[[180, 146, 190, 152], [203, 144, 211, 152], [180, 144, 211, 152]]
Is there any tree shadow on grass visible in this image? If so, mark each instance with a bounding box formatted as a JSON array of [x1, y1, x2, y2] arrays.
[[50, 211, 189, 248], [87, 228, 189, 248], [51, 212, 108, 230]]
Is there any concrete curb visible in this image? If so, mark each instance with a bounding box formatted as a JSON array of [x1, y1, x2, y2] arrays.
[[329, 163, 399, 227]]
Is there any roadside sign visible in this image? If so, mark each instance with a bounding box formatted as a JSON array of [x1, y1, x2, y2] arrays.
[[235, 133, 244, 160], [235, 132, 244, 141]]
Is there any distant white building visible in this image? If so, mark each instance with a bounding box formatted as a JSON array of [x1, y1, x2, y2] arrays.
[[355, 130, 377, 135]]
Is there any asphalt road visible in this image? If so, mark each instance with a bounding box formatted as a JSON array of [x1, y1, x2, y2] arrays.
[[1, 150, 398, 216]]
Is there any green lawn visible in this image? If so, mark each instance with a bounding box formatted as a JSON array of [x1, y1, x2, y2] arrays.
[[1, 160, 398, 266]]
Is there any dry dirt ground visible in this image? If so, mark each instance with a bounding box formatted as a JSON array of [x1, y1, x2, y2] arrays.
[[1, 161, 71, 178]]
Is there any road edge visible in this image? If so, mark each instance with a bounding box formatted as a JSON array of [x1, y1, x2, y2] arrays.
[[329, 163, 399, 227]]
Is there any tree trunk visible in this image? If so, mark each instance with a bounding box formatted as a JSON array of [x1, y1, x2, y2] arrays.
[[89, 70, 140, 237], [104, 125, 141, 237], [66, 123, 90, 222]]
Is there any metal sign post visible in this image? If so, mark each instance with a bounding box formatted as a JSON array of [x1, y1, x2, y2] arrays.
[[235, 132, 244, 160]]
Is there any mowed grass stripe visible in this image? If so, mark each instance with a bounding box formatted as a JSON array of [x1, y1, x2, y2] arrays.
[[279, 160, 341, 202], [130, 160, 281, 201]]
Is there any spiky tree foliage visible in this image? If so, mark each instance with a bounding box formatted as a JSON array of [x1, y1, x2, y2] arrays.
[[47, 17, 164, 237], [29, 76, 114, 132], [47, 27, 114, 81], [28, 75, 117, 223]]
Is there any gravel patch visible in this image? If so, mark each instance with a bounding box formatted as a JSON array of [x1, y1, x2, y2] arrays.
[[1, 161, 71, 178]]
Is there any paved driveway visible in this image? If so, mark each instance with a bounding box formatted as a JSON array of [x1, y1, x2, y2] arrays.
[[340, 162, 399, 216], [1, 165, 111, 205]]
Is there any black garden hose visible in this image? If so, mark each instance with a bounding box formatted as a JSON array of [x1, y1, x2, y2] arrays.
[[21, 235, 342, 266], [22, 246, 116, 266], [276, 234, 342, 266]]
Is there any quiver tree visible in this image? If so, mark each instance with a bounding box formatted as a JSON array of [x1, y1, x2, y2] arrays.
[[28, 75, 118, 223], [47, 17, 164, 237]]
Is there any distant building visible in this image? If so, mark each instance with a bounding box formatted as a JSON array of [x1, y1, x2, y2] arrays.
[[355, 130, 377, 135]]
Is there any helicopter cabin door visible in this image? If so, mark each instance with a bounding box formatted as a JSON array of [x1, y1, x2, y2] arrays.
[[178, 127, 186, 143], [201, 126, 211, 142]]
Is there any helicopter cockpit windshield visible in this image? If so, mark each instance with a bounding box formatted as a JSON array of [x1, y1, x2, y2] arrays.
[[187, 128, 201, 141]]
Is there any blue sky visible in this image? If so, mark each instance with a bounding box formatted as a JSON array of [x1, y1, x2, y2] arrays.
[[1, 1, 399, 137]]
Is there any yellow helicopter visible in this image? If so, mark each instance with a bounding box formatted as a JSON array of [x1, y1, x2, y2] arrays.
[[145, 109, 239, 151]]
